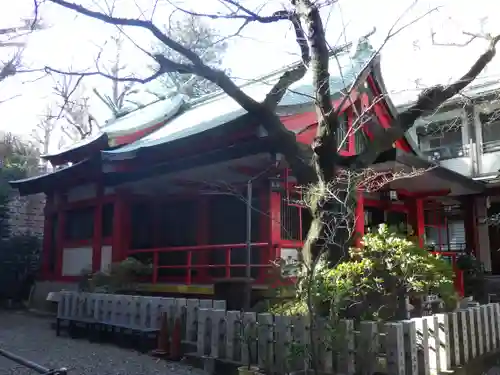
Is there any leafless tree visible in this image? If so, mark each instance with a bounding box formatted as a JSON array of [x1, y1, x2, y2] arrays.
[[39, 0, 500, 268], [31, 105, 59, 155], [93, 33, 136, 117], [0, 17, 45, 95], [52, 75, 99, 141]]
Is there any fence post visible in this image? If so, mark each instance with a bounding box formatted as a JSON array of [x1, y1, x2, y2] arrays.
[[338, 320, 355, 375], [473, 307, 484, 356], [436, 313, 450, 371], [488, 304, 497, 350], [413, 317, 430, 375], [447, 312, 461, 367], [357, 321, 378, 375], [402, 320, 418, 375], [385, 322, 405, 375], [257, 313, 274, 373]]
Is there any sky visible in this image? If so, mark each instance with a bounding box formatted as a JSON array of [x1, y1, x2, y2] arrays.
[[1, 0, 500, 151]]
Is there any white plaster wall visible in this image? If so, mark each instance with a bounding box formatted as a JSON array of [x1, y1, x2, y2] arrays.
[[66, 184, 97, 203], [479, 151, 500, 176], [439, 157, 473, 177], [62, 247, 93, 276], [100, 245, 112, 272]]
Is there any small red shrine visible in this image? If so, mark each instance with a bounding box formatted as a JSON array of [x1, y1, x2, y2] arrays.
[[11, 40, 484, 298]]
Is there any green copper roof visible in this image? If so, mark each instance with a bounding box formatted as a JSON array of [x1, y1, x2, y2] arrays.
[[102, 39, 378, 160]]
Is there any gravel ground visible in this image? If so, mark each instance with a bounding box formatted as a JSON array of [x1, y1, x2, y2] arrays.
[[0, 311, 207, 375]]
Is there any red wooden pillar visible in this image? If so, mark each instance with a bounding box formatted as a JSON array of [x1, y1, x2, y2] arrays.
[[355, 190, 364, 246], [407, 198, 425, 247], [55, 192, 66, 278], [112, 192, 130, 263], [196, 196, 209, 282], [269, 190, 282, 259], [91, 185, 103, 272], [40, 208, 52, 279]]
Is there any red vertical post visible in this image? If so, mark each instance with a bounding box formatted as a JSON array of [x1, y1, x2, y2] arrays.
[[355, 190, 364, 246], [55, 192, 66, 278], [269, 190, 282, 259], [41, 199, 52, 279], [408, 198, 425, 247], [196, 196, 209, 282], [225, 248, 231, 278], [92, 185, 103, 273]]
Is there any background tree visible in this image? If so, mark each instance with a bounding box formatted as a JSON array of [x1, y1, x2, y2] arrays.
[[93, 33, 136, 118], [0, 18, 44, 104], [52, 75, 99, 141], [153, 12, 229, 98]]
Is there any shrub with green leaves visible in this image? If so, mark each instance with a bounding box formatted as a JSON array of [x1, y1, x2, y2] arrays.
[[272, 224, 457, 321]]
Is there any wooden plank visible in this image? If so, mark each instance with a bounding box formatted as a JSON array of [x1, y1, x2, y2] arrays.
[[482, 305, 491, 353], [403, 320, 418, 375], [57, 292, 67, 319], [274, 315, 292, 375], [186, 299, 200, 342], [436, 313, 450, 371], [488, 304, 497, 350], [175, 298, 187, 320], [457, 310, 469, 363], [467, 308, 477, 358], [199, 299, 212, 309], [338, 320, 355, 375], [103, 294, 115, 324], [197, 308, 209, 356], [447, 312, 460, 367], [209, 309, 225, 359], [357, 321, 378, 375], [111, 295, 125, 326], [385, 322, 405, 375], [241, 312, 257, 368], [225, 310, 239, 362], [291, 315, 306, 372], [413, 318, 430, 375], [424, 316, 439, 375], [494, 304, 500, 347], [213, 300, 226, 310], [473, 307, 484, 356], [257, 313, 274, 372]]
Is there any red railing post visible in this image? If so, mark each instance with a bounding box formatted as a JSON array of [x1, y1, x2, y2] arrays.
[[225, 248, 231, 278]]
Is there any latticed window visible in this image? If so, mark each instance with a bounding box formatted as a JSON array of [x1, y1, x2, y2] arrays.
[[280, 188, 311, 241]]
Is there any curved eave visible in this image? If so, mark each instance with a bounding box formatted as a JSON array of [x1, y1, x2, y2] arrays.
[[369, 55, 419, 156], [101, 112, 255, 162], [9, 158, 97, 196], [41, 133, 109, 166]]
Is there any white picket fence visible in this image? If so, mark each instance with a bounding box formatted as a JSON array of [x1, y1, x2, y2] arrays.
[[57, 292, 226, 332], [189, 303, 500, 375]]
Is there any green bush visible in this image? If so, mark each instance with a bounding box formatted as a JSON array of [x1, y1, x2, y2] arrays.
[[0, 233, 42, 301], [79, 257, 153, 293], [272, 224, 457, 321]]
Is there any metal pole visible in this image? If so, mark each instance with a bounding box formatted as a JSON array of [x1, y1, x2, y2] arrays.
[[244, 179, 253, 310], [0, 348, 67, 374]]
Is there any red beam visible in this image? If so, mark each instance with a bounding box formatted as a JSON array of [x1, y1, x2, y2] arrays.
[[398, 189, 451, 199]]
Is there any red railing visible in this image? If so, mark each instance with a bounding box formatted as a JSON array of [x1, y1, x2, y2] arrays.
[[128, 243, 273, 285], [431, 251, 465, 297]]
